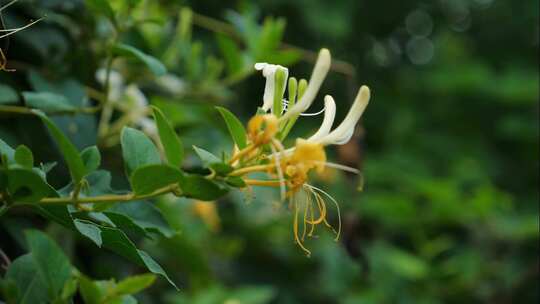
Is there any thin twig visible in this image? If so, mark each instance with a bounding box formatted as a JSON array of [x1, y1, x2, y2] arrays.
[[39, 183, 179, 206]]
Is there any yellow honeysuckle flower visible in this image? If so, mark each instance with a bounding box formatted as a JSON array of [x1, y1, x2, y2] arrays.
[[229, 48, 370, 256]]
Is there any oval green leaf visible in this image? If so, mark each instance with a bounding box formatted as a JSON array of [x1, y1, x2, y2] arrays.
[[216, 106, 247, 149], [121, 127, 161, 178], [14, 145, 34, 168], [151, 106, 183, 167], [34, 110, 86, 184], [130, 164, 182, 195], [113, 43, 167, 76]]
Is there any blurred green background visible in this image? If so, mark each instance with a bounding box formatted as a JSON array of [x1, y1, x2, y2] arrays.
[[1, 0, 538, 303]]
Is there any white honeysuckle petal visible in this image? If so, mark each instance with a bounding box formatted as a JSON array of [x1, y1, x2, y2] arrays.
[[318, 85, 370, 146], [254, 62, 288, 112], [280, 48, 331, 121], [139, 117, 158, 137], [254, 62, 268, 70], [125, 85, 148, 109], [96, 69, 124, 102], [157, 74, 187, 95], [307, 95, 336, 142]]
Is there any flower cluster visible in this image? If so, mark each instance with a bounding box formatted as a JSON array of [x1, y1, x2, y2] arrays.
[[229, 49, 371, 256]]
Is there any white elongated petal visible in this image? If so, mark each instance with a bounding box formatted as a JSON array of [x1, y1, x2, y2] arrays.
[[307, 95, 336, 142], [318, 86, 370, 145], [139, 117, 158, 137], [125, 85, 148, 109], [96, 69, 124, 102], [280, 49, 331, 121], [254, 62, 288, 112]]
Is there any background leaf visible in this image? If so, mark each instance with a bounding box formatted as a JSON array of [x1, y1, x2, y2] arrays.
[[180, 174, 229, 201], [113, 274, 156, 296], [121, 127, 161, 177], [22, 92, 75, 112], [130, 164, 182, 195], [14, 145, 34, 168], [0, 84, 18, 104], [113, 43, 167, 76], [4, 254, 49, 304], [34, 111, 86, 183], [81, 145, 101, 173], [216, 106, 247, 149], [25, 230, 72, 300], [152, 106, 184, 167]]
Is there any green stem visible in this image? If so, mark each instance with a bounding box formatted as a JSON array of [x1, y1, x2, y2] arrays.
[[39, 184, 179, 206], [0, 105, 101, 116]]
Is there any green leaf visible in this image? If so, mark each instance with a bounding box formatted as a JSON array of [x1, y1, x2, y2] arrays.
[[4, 254, 49, 303], [0, 138, 15, 163], [34, 111, 86, 183], [25, 230, 72, 299], [74, 219, 103, 246], [216, 34, 243, 76], [0, 277, 19, 303], [152, 106, 184, 167], [130, 164, 182, 195], [78, 276, 105, 304], [266, 49, 302, 66], [121, 127, 161, 178], [85, 0, 116, 22], [255, 17, 286, 59], [107, 201, 175, 238], [225, 176, 246, 188], [81, 146, 101, 173], [192, 145, 221, 167], [22, 92, 76, 112], [79, 277, 123, 304], [6, 168, 53, 202], [60, 277, 78, 300], [191, 146, 233, 175], [210, 163, 234, 176], [0, 84, 18, 104], [14, 145, 34, 168], [113, 43, 167, 76], [180, 174, 229, 201], [113, 274, 156, 296], [216, 106, 247, 149], [74, 220, 177, 288]]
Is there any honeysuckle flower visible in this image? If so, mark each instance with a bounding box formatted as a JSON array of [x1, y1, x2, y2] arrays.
[[230, 48, 370, 256], [254, 63, 289, 113]]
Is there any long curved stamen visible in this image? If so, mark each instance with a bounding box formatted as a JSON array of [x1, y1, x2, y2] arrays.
[[293, 195, 311, 257], [307, 193, 326, 225], [302, 193, 310, 240], [299, 107, 325, 116], [306, 184, 341, 241], [314, 161, 360, 174]]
